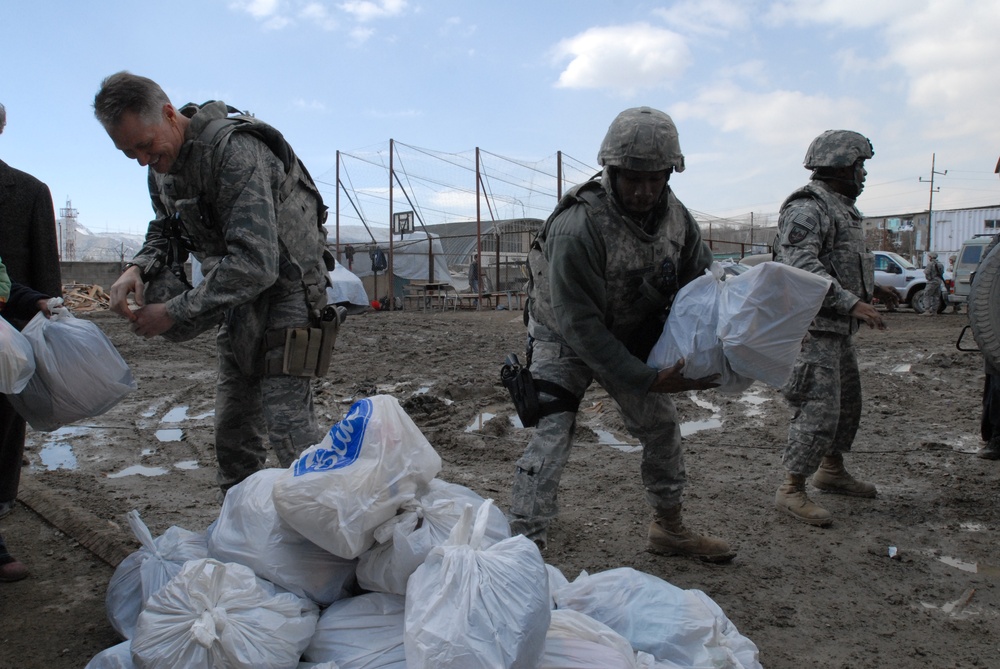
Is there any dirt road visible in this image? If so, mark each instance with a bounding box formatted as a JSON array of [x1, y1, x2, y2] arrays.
[[1, 305, 997, 668]]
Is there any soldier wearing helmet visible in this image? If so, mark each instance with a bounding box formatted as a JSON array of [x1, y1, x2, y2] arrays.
[[508, 107, 735, 563], [922, 252, 944, 316], [772, 129, 899, 527]]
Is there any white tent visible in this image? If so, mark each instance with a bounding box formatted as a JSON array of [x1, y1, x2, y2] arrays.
[[328, 226, 455, 288]]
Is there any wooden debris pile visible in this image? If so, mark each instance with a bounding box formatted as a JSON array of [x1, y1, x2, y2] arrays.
[[63, 283, 111, 312]]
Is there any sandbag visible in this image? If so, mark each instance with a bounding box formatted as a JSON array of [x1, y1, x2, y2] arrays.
[[7, 307, 136, 431], [130, 558, 318, 669], [0, 314, 34, 394], [273, 395, 442, 559], [552, 567, 762, 669], [304, 592, 407, 668], [404, 501, 550, 669], [647, 267, 753, 394], [356, 478, 510, 595], [85, 641, 135, 669], [207, 468, 357, 605], [539, 609, 638, 669], [106, 511, 209, 639], [718, 261, 831, 387]]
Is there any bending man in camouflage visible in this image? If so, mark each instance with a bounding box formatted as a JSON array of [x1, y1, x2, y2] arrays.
[[94, 72, 334, 495], [774, 130, 899, 526], [508, 107, 734, 562]]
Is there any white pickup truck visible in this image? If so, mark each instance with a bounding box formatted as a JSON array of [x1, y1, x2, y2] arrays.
[[873, 250, 951, 313]]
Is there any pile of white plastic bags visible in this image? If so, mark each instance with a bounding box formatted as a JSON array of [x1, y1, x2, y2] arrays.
[[86, 394, 763, 669]]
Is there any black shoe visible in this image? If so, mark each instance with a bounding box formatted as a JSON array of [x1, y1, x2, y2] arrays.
[[977, 442, 1000, 460]]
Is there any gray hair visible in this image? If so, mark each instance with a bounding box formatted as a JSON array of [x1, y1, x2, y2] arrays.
[[0, 103, 6, 135], [93, 71, 171, 130]]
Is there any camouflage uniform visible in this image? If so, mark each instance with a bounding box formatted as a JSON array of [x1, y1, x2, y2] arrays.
[[129, 101, 330, 491], [922, 256, 944, 315], [509, 170, 713, 543], [776, 180, 874, 475]]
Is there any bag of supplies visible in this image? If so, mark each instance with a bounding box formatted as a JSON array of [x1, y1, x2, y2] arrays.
[[0, 314, 34, 394], [7, 307, 136, 430]]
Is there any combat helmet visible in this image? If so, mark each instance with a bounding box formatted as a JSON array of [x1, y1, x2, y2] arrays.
[[803, 130, 874, 169], [598, 107, 685, 173]]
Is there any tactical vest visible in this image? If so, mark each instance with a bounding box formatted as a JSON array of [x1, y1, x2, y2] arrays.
[[154, 101, 333, 317], [778, 181, 874, 334], [527, 179, 695, 344]]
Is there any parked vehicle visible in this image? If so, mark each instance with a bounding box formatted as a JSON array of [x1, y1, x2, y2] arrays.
[[951, 234, 998, 308], [873, 250, 950, 314]]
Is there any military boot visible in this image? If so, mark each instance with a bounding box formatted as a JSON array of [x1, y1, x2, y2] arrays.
[[811, 454, 877, 497], [775, 473, 833, 526], [647, 506, 736, 563], [977, 439, 1000, 460]]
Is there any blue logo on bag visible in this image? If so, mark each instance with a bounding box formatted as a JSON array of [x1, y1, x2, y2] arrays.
[[293, 398, 372, 475]]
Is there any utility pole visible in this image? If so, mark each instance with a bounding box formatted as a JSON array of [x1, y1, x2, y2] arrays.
[[919, 153, 947, 254]]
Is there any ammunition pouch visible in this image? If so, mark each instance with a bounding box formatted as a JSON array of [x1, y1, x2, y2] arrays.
[[263, 305, 344, 378], [501, 353, 579, 428]]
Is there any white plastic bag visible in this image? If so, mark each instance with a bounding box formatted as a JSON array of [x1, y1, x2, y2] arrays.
[[404, 501, 550, 669], [304, 592, 407, 668], [106, 510, 209, 639], [85, 641, 135, 669], [0, 314, 35, 394], [552, 567, 762, 669], [356, 478, 510, 595], [273, 395, 442, 559], [539, 609, 638, 669], [130, 558, 319, 669], [208, 468, 357, 605], [647, 267, 754, 394], [7, 308, 136, 431], [718, 261, 832, 387]]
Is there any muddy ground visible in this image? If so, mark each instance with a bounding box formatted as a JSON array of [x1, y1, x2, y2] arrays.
[[1, 302, 998, 669]]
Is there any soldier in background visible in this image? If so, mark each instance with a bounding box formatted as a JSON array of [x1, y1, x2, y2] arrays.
[[94, 72, 335, 496], [508, 107, 734, 562], [922, 252, 944, 316], [773, 130, 899, 527]]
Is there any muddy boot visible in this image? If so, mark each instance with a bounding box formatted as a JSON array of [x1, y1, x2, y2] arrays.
[[977, 439, 1000, 460], [811, 454, 877, 497], [647, 506, 736, 563], [775, 473, 833, 526]]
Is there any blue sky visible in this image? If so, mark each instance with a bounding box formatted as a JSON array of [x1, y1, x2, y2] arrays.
[[3, 0, 1000, 238]]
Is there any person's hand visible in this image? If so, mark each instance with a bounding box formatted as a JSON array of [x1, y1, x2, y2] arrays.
[[109, 266, 145, 321], [873, 284, 900, 310], [850, 300, 887, 330], [129, 303, 174, 338], [649, 358, 720, 393], [35, 298, 52, 318]]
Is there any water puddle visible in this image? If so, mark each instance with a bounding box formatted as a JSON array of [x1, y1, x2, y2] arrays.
[[107, 465, 169, 479], [174, 460, 199, 470], [465, 412, 496, 432], [38, 443, 78, 471], [415, 385, 433, 395], [509, 415, 523, 429], [737, 389, 770, 417], [680, 417, 724, 436], [595, 429, 641, 453], [892, 363, 912, 373], [155, 429, 184, 442], [939, 555, 1000, 577], [161, 406, 213, 423]]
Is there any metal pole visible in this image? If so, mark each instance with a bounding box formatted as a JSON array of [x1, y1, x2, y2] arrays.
[[388, 139, 395, 305]]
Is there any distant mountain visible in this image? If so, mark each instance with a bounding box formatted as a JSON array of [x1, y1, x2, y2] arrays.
[[64, 227, 146, 262]]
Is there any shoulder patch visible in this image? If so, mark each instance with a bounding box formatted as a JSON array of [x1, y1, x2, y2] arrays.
[[784, 207, 819, 232], [787, 225, 810, 245]]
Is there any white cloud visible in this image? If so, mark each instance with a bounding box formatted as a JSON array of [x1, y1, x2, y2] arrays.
[[768, 0, 1000, 141], [300, 2, 337, 30], [654, 0, 752, 37], [350, 26, 375, 43], [339, 0, 407, 22], [293, 98, 327, 111], [672, 82, 867, 146], [229, 0, 282, 20], [552, 24, 691, 95]]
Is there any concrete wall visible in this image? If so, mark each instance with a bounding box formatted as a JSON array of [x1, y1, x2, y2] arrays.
[[59, 261, 125, 291]]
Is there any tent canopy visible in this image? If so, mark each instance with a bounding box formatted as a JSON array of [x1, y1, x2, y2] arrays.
[[329, 226, 454, 288]]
